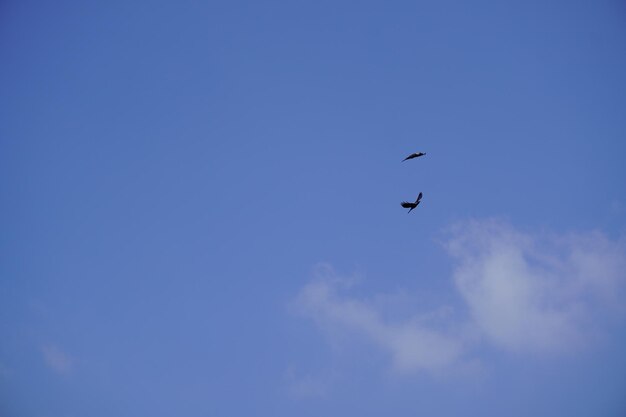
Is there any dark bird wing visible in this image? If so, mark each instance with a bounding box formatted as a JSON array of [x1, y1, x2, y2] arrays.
[[415, 192, 423, 204], [402, 152, 425, 162]]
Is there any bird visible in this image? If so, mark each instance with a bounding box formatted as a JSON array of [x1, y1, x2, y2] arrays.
[[401, 192, 423, 213], [402, 152, 426, 162]]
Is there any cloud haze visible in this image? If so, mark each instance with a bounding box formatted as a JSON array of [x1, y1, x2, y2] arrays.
[[294, 219, 626, 373], [41, 345, 73, 375]]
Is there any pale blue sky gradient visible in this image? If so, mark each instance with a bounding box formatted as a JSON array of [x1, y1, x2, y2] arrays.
[[1, 1, 626, 416]]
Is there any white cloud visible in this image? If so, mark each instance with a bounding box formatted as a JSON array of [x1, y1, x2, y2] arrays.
[[447, 220, 626, 353], [293, 220, 626, 374], [42, 344, 73, 375]]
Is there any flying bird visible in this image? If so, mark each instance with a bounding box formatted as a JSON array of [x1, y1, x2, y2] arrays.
[[401, 192, 423, 213], [402, 152, 426, 162]]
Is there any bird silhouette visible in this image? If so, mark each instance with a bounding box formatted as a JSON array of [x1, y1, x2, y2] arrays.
[[402, 152, 426, 162], [401, 192, 423, 213]]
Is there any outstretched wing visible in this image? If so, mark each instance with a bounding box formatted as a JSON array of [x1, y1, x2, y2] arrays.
[[415, 192, 423, 204], [401, 202, 415, 208], [402, 153, 417, 162], [402, 152, 426, 162]]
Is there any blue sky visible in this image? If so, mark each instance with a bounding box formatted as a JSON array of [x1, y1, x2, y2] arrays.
[[1, 0, 626, 416]]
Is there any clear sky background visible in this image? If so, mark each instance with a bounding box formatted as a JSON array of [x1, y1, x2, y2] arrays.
[[1, 0, 626, 416]]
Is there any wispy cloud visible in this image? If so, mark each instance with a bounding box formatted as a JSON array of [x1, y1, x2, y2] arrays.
[[293, 220, 626, 374], [283, 365, 336, 399], [293, 265, 465, 374], [41, 344, 73, 375]]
